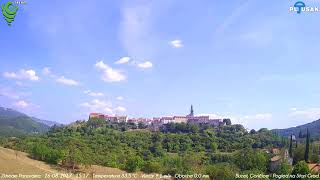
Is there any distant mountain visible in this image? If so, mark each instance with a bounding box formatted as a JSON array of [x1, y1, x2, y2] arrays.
[[0, 107, 56, 137], [0, 107, 27, 117], [31, 117, 62, 127], [272, 119, 320, 138], [0, 107, 61, 127]]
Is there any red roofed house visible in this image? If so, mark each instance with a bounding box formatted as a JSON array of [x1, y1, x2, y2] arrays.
[[89, 113, 105, 119]]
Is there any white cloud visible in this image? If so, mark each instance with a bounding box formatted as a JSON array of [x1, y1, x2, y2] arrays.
[[196, 113, 225, 119], [56, 76, 79, 86], [15, 81, 26, 87], [13, 100, 29, 108], [42, 67, 51, 75], [289, 108, 320, 120], [170, 40, 183, 48], [137, 61, 153, 69], [197, 112, 273, 130], [84, 90, 104, 97], [95, 61, 126, 82], [215, 0, 251, 34], [80, 98, 127, 115], [290, 107, 297, 111], [238, 113, 273, 129], [115, 57, 131, 64], [243, 113, 273, 121], [3, 69, 39, 81], [0, 88, 20, 99], [80, 99, 113, 114], [114, 106, 127, 113], [116, 96, 124, 100]]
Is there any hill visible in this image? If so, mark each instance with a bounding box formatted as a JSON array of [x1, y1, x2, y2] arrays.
[[272, 119, 320, 138], [0, 107, 50, 137], [0, 147, 139, 180], [0, 107, 26, 117], [31, 117, 62, 127], [0, 107, 61, 127]]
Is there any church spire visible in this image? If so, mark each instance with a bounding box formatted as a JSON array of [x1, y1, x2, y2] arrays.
[[190, 105, 194, 117]]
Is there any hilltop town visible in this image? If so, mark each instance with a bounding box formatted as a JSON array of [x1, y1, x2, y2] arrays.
[[89, 105, 230, 129]]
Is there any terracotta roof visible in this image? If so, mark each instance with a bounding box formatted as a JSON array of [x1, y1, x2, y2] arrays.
[[90, 113, 100, 115], [270, 155, 281, 162], [308, 163, 320, 172], [271, 148, 281, 154]]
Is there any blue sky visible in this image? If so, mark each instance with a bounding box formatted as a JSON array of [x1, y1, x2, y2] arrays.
[[1, 0, 320, 130]]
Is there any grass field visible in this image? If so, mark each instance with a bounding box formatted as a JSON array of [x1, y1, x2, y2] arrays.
[[0, 147, 164, 180]]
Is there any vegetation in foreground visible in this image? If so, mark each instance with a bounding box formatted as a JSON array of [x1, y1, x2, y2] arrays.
[[1, 118, 319, 179]]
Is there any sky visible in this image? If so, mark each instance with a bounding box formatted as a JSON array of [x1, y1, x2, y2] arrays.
[[1, 0, 320, 130]]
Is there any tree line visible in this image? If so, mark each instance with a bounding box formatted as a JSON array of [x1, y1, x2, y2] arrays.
[[0, 119, 296, 179]]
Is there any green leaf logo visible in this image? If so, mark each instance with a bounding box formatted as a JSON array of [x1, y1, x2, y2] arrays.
[[1, 1, 18, 26]]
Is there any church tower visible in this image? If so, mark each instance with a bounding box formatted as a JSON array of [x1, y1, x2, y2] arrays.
[[189, 105, 194, 117]]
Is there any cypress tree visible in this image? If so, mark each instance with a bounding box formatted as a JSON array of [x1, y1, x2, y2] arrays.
[[304, 129, 310, 162], [299, 130, 303, 138], [289, 134, 293, 158]]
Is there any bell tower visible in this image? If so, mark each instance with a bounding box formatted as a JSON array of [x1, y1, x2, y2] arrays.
[[190, 105, 194, 117]]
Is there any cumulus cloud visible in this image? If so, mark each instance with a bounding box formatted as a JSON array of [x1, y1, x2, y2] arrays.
[[196, 113, 225, 119], [3, 69, 39, 81], [0, 88, 20, 99], [137, 61, 153, 69], [13, 100, 29, 108], [15, 81, 27, 87], [80, 99, 113, 114], [116, 96, 124, 100], [56, 76, 79, 86], [197, 112, 273, 130], [80, 98, 127, 115], [42, 67, 51, 75], [0, 87, 30, 99], [84, 90, 104, 97], [170, 40, 183, 48], [289, 108, 320, 120], [115, 57, 131, 64], [242, 113, 273, 121], [95, 61, 126, 82], [114, 106, 126, 113]]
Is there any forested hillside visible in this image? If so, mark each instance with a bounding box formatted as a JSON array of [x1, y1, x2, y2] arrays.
[[0, 107, 50, 136], [0, 118, 287, 179], [272, 119, 320, 138]]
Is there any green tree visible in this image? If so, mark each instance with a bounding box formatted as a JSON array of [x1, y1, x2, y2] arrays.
[[87, 118, 106, 128], [142, 161, 163, 173], [223, 119, 232, 125], [205, 163, 238, 180], [305, 129, 310, 162], [293, 145, 305, 165], [299, 130, 303, 138], [274, 162, 292, 179], [63, 138, 93, 169], [234, 149, 268, 172], [125, 156, 143, 172], [291, 161, 311, 179], [289, 134, 293, 158]]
